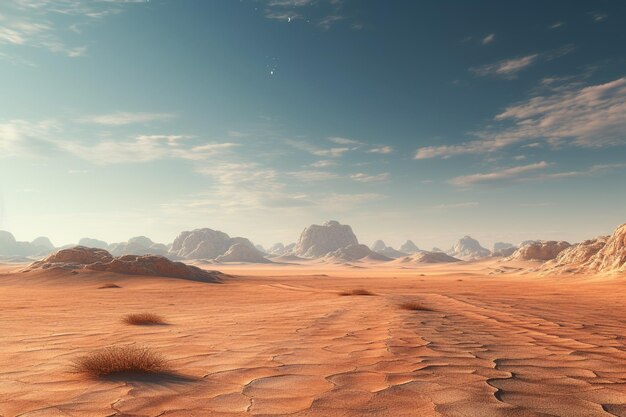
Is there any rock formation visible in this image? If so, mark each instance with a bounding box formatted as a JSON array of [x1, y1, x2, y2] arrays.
[[448, 236, 491, 260], [492, 247, 518, 258], [292, 221, 359, 258], [78, 237, 109, 249], [539, 223, 626, 274], [268, 243, 286, 255], [395, 251, 461, 264], [370, 240, 407, 258], [215, 243, 271, 263], [400, 240, 420, 253], [169, 228, 257, 260], [109, 236, 169, 257], [493, 242, 515, 252], [431, 247, 443, 253], [324, 244, 391, 262], [509, 240, 571, 261], [371, 240, 387, 252], [0, 231, 55, 256], [26, 246, 221, 281]]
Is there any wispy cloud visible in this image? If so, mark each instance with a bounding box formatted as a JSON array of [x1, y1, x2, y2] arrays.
[[367, 146, 393, 154], [82, 112, 175, 126], [482, 33, 495, 44], [549, 21, 564, 29], [470, 54, 539, 78], [261, 0, 350, 30], [290, 170, 339, 182], [0, 0, 149, 60], [434, 202, 479, 209], [328, 136, 362, 145], [591, 12, 607, 22], [350, 172, 390, 183], [415, 77, 626, 159], [450, 162, 551, 186]]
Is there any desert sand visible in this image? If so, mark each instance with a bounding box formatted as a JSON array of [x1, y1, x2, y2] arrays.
[[1, 260, 626, 416]]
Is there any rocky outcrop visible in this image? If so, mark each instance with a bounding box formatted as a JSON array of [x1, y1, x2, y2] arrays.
[[371, 240, 387, 252], [26, 247, 221, 281], [510, 240, 571, 261], [492, 247, 518, 258], [169, 228, 257, 260], [395, 251, 461, 264], [292, 221, 359, 258], [324, 244, 391, 262], [29, 246, 113, 269], [370, 240, 407, 258], [539, 223, 626, 275], [494, 242, 515, 252], [78, 237, 109, 249], [432, 247, 443, 253], [448, 236, 491, 260], [109, 236, 169, 257], [0, 231, 55, 256], [400, 240, 420, 253], [215, 243, 271, 263], [268, 243, 286, 255]]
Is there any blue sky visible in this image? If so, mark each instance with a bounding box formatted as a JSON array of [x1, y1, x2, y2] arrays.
[[1, 0, 625, 249]]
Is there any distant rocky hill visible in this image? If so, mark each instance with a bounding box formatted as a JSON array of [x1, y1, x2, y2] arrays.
[[394, 251, 461, 264], [540, 223, 626, 275], [292, 220, 358, 258], [448, 236, 491, 260], [78, 238, 109, 249], [0, 231, 56, 257], [400, 240, 420, 253], [324, 244, 391, 262], [509, 241, 571, 261], [169, 228, 268, 263], [215, 243, 272, 263], [109, 236, 169, 257], [370, 240, 407, 258]]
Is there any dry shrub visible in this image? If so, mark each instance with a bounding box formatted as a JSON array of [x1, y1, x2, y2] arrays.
[[339, 289, 376, 296], [74, 345, 168, 377], [123, 313, 167, 325], [99, 283, 121, 289], [400, 302, 433, 311]]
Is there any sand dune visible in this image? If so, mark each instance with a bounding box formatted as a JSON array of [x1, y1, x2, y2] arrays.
[[1, 260, 626, 416]]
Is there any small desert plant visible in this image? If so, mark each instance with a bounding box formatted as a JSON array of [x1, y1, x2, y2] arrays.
[[99, 283, 121, 289], [74, 345, 168, 377], [399, 302, 433, 311], [123, 313, 167, 325], [339, 289, 376, 296]]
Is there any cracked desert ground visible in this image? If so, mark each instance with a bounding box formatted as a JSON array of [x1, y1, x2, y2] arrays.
[[2, 261, 626, 416]]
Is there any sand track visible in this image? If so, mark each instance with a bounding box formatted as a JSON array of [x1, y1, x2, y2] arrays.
[[1, 266, 626, 416]]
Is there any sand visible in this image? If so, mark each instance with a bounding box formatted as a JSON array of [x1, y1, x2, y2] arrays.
[[1, 260, 626, 416]]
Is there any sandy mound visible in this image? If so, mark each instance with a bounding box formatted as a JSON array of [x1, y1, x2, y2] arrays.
[[324, 244, 391, 262], [293, 220, 359, 258], [509, 240, 571, 261], [215, 243, 271, 263], [26, 247, 221, 281], [399, 240, 420, 253], [394, 251, 461, 264], [448, 236, 491, 260]]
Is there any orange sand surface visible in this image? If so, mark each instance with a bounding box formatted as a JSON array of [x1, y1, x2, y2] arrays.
[[1, 262, 626, 416]]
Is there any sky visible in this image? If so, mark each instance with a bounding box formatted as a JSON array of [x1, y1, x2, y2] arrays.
[[1, 0, 625, 250]]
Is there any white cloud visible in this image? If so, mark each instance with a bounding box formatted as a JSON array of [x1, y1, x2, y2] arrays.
[[82, 112, 174, 126], [310, 159, 336, 168], [482, 33, 495, 44], [0, 0, 148, 60], [549, 21, 564, 29], [415, 77, 626, 159], [290, 170, 339, 182], [350, 172, 390, 183], [328, 136, 362, 145], [435, 202, 479, 209], [367, 146, 393, 154], [471, 54, 539, 78], [449, 162, 550, 186]]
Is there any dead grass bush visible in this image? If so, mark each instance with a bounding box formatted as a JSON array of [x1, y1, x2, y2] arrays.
[[400, 302, 433, 311], [123, 313, 167, 325], [339, 289, 376, 296], [73, 345, 168, 377]]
